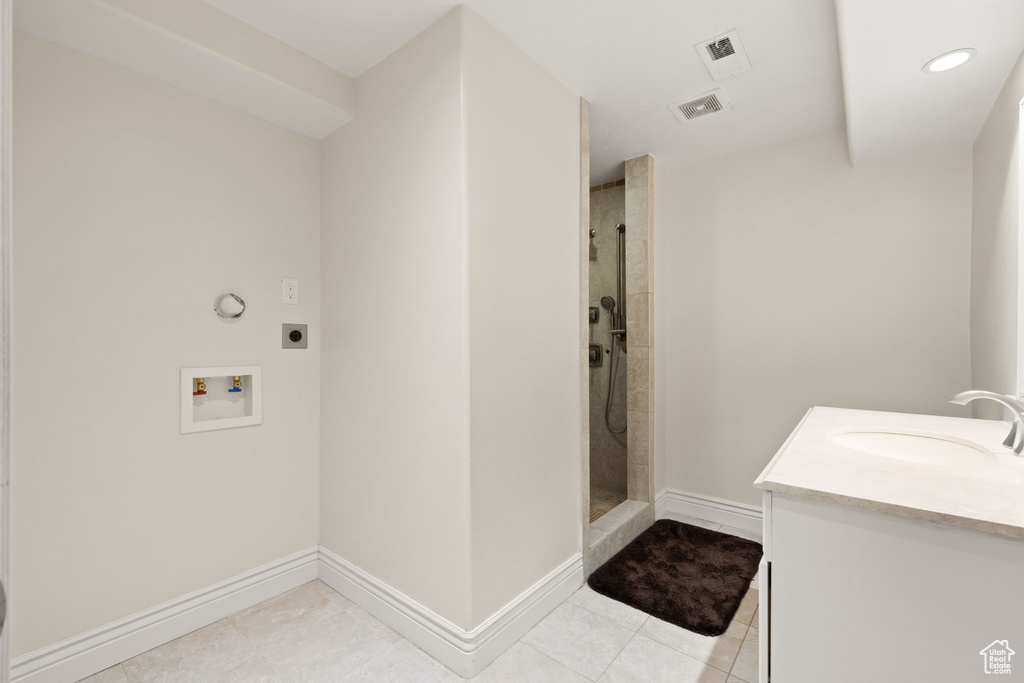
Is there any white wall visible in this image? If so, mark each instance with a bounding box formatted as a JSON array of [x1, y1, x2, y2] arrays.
[[462, 8, 581, 625], [319, 8, 473, 627], [12, 32, 322, 655], [320, 6, 581, 630], [971, 48, 1024, 416], [655, 129, 973, 505]]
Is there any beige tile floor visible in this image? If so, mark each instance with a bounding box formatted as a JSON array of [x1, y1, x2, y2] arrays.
[[81, 521, 760, 683], [590, 487, 628, 523]]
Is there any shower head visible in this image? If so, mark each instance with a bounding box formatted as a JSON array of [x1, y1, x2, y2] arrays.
[[600, 296, 616, 311]]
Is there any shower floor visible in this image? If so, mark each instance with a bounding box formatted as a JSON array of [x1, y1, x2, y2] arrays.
[[590, 486, 627, 523]]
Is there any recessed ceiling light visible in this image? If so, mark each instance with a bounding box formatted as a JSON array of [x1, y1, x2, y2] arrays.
[[922, 48, 977, 74]]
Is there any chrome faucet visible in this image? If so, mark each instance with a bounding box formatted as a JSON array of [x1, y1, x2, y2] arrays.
[[949, 390, 1024, 455]]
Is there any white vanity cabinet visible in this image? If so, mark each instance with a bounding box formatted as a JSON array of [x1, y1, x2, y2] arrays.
[[755, 407, 1024, 683], [759, 491, 1024, 682]]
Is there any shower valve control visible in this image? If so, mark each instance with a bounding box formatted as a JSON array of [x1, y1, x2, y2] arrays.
[[589, 344, 604, 367], [282, 323, 308, 349], [589, 307, 599, 324]]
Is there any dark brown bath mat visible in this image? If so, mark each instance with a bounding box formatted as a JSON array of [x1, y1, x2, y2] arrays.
[[587, 519, 762, 636]]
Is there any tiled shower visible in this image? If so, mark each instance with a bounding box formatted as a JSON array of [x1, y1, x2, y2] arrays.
[[588, 180, 627, 522], [582, 154, 656, 563]]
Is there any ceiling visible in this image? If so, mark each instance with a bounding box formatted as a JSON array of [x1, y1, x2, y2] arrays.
[[14, 0, 355, 138], [206, 0, 847, 184], [836, 0, 1024, 166], [24, 0, 1024, 183]]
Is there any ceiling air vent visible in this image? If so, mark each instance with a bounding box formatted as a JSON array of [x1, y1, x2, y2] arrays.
[[669, 89, 732, 122], [696, 29, 751, 80], [706, 37, 735, 61]]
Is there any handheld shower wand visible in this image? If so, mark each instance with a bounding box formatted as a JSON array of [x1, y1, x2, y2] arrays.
[[601, 224, 628, 435]]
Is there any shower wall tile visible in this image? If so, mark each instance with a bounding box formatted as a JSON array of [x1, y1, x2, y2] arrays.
[[590, 447, 627, 495], [591, 417, 625, 452], [624, 158, 655, 506], [588, 175, 628, 515], [589, 301, 608, 344], [589, 365, 604, 401], [625, 155, 655, 245], [625, 294, 650, 347], [624, 193, 650, 244], [626, 410, 650, 464], [593, 196, 624, 307], [627, 464, 649, 503], [591, 411, 627, 453], [626, 356, 651, 413], [611, 356, 627, 406], [589, 374, 626, 421], [588, 351, 626, 407], [589, 186, 625, 315], [590, 393, 626, 484], [625, 240, 649, 295]]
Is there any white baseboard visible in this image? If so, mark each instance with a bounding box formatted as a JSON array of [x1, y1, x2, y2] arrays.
[[11, 547, 319, 683], [317, 547, 583, 678], [12, 545, 583, 682], [655, 488, 763, 536]]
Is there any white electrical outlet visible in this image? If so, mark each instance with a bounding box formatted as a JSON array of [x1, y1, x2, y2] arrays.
[[282, 278, 299, 304]]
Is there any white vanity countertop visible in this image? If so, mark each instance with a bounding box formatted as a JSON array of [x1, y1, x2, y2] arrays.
[[754, 407, 1024, 539]]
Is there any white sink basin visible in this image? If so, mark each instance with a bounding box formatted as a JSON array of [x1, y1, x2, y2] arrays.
[[828, 430, 996, 467]]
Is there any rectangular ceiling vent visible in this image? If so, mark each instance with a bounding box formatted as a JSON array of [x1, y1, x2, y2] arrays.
[[706, 37, 735, 61], [669, 89, 732, 122], [696, 30, 751, 81]]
